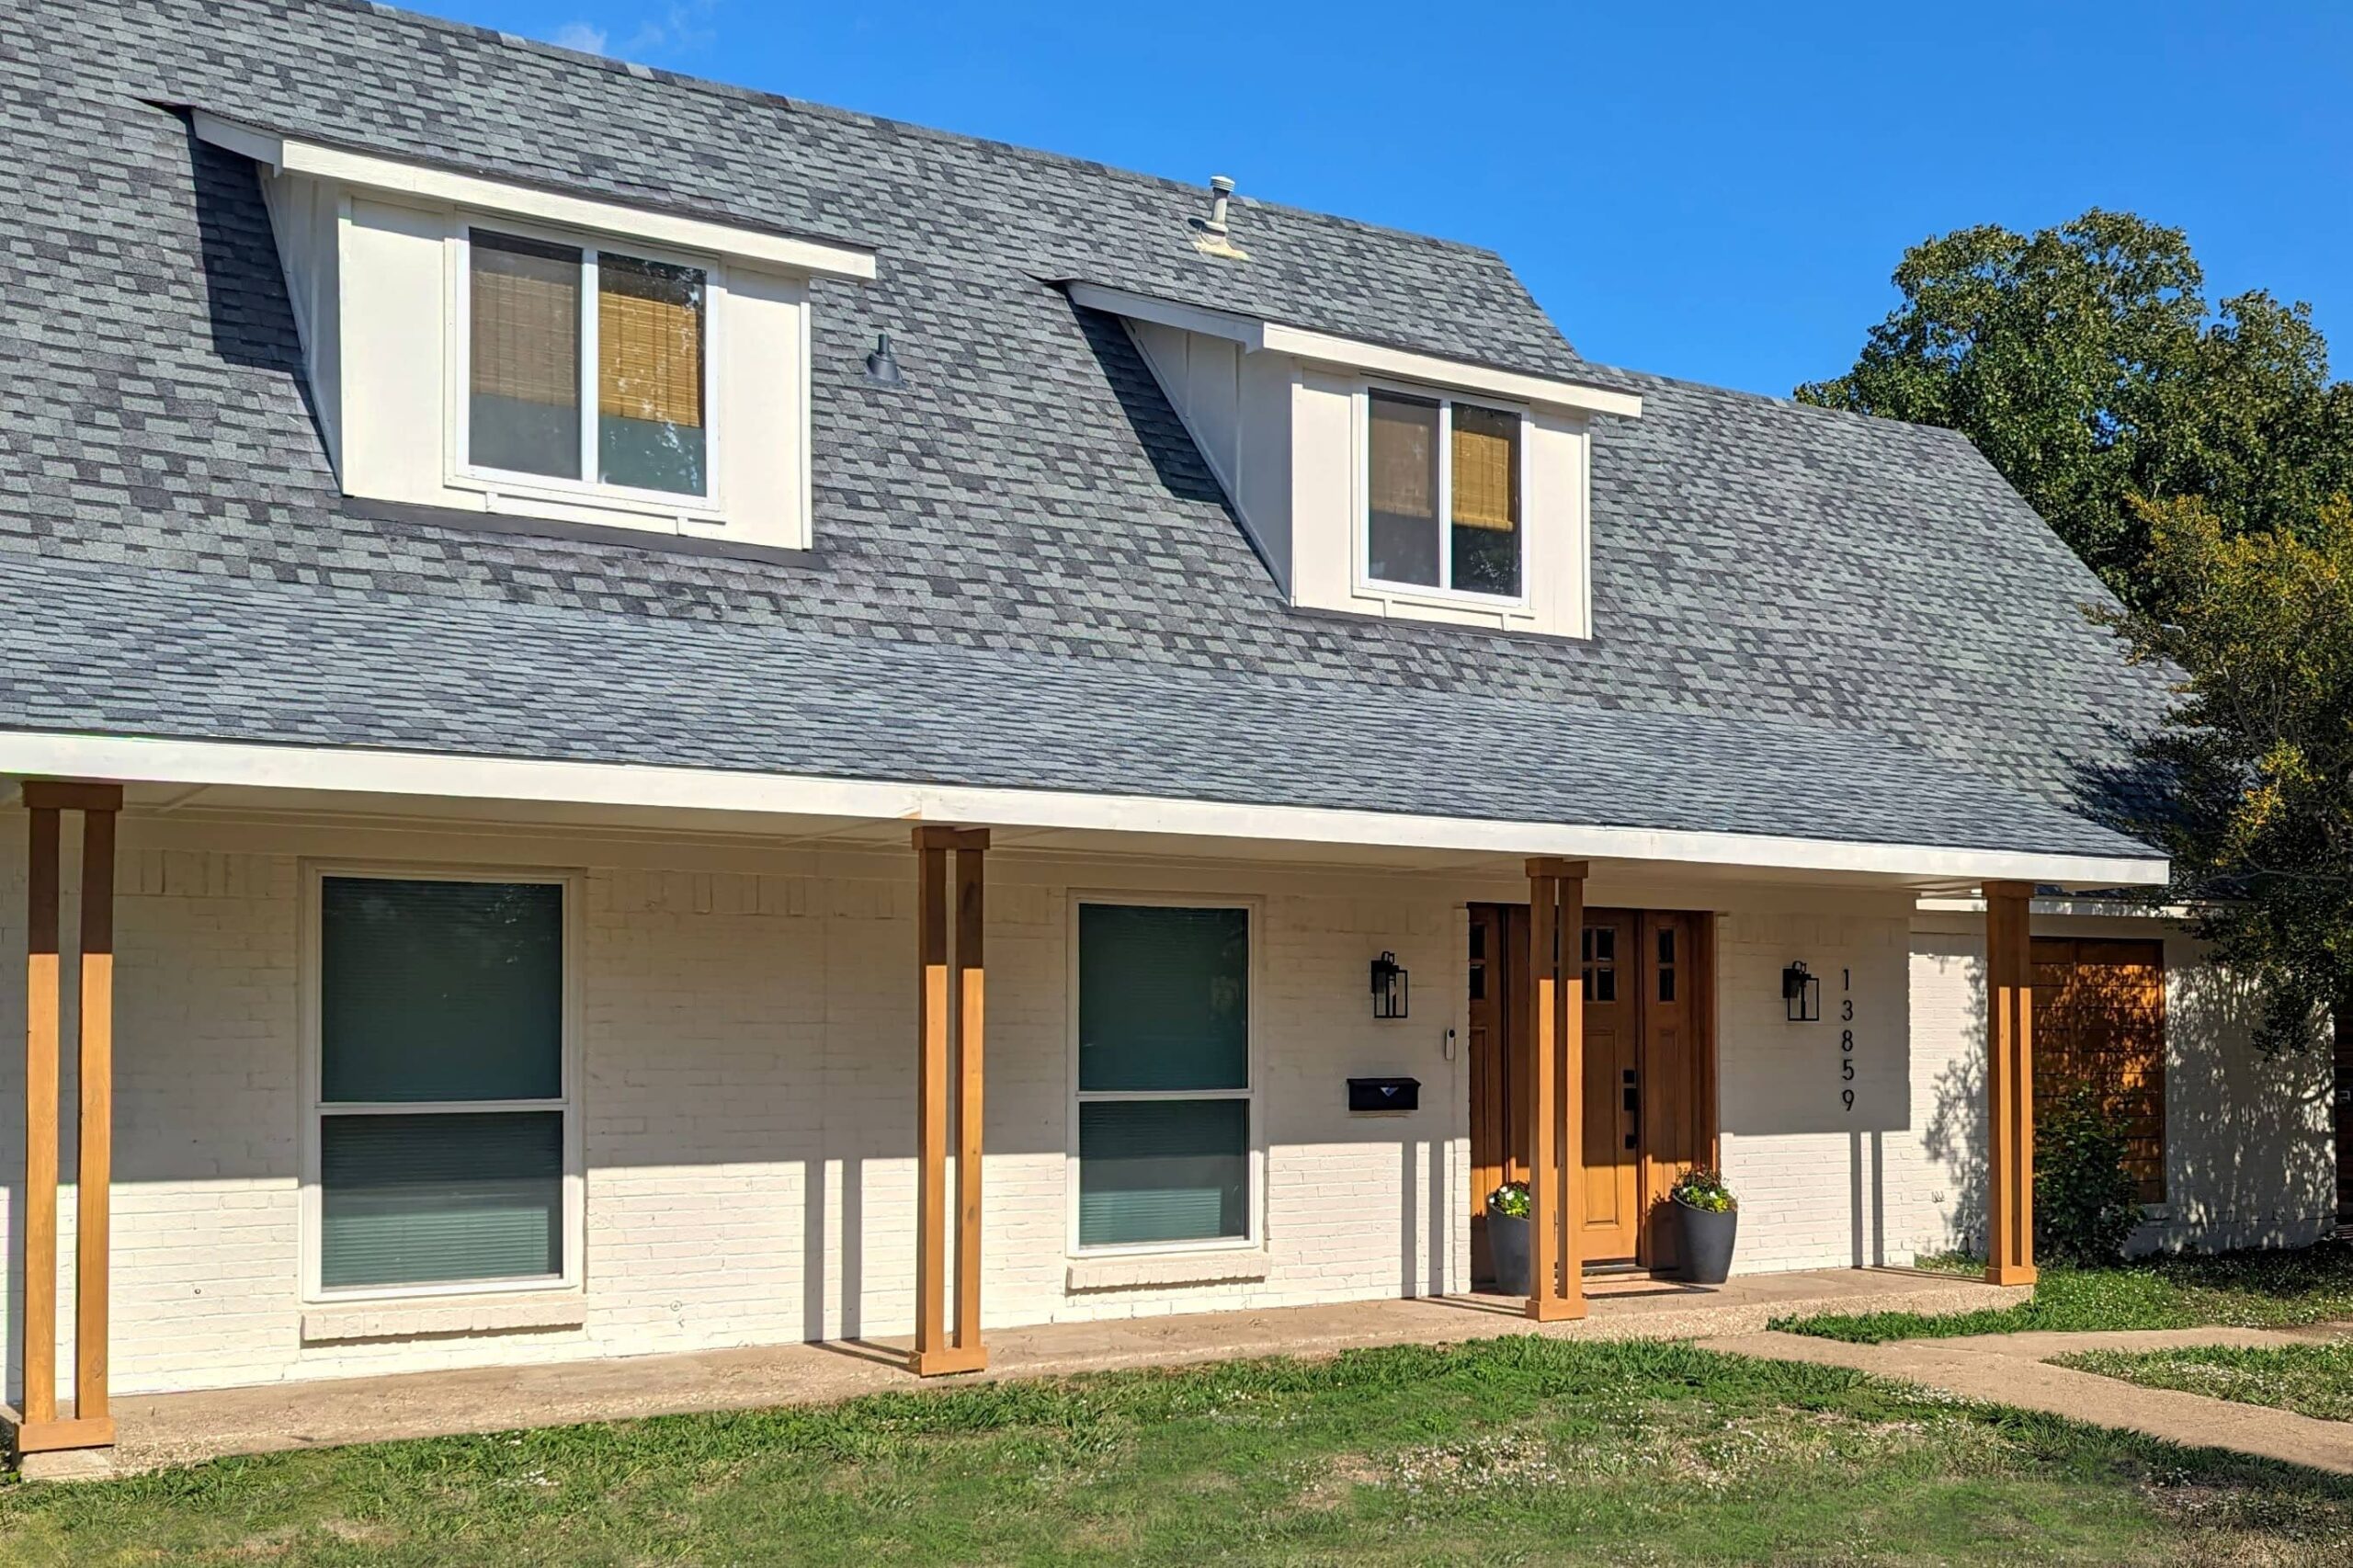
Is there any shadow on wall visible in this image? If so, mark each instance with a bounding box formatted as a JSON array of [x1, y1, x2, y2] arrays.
[[1926, 947, 2334, 1260], [2157, 960, 2334, 1253]]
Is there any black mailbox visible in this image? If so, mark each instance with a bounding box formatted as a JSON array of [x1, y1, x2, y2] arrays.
[[1347, 1076, 1420, 1114]]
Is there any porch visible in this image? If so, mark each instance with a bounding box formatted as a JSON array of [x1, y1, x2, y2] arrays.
[[0, 752, 2130, 1467], [50, 1267, 2022, 1477]]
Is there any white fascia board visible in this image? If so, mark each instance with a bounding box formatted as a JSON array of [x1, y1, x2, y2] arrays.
[[1, 730, 2167, 889], [1063, 282, 1641, 419], [192, 111, 877, 282]]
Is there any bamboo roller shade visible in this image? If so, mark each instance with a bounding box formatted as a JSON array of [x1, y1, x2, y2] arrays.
[[599, 258, 704, 428], [471, 246, 579, 409], [1452, 405, 1518, 532], [1369, 395, 1435, 519], [1369, 395, 1517, 531]]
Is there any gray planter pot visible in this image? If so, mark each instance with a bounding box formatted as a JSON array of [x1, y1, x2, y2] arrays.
[[1487, 1211, 1530, 1297], [1676, 1200, 1738, 1284]]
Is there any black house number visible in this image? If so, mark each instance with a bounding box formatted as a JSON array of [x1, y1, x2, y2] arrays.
[[1839, 967, 1855, 1110]]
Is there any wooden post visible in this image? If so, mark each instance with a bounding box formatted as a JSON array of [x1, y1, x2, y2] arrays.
[[1524, 858, 1587, 1322], [17, 781, 121, 1456], [911, 826, 988, 1376], [952, 842, 985, 1361], [1984, 880, 2038, 1287], [22, 801, 60, 1433]]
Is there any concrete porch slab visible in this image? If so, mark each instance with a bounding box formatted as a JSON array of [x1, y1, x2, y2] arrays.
[[66, 1267, 2019, 1476]]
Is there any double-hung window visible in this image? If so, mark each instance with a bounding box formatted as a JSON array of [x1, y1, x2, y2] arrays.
[[1073, 902, 1256, 1250], [310, 872, 574, 1295], [465, 228, 711, 499], [1365, 389, 1524, 598]]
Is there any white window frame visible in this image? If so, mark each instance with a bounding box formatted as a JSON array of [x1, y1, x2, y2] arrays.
[[1065, 892, 1265, 1258], [1355, 381, 1532, 608], [451, 218, 728, 520], [298, 862, 585, 1304]]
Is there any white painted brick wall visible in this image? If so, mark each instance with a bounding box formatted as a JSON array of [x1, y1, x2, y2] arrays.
[[3, 811, 2320, 1401], [1905, 915, 2334, 1259], [0, 819, 1482, 1397]]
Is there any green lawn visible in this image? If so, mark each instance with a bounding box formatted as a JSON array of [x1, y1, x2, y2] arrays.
[[1779, 1244, 2353, 1345], [2054, 1339, 2353, 1426], [6, 1338, 2353, 1566]]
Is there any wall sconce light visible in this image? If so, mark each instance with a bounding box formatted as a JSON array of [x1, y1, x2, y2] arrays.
[[1782, 961, 1821, 1023], [1370, 951, 1408, 1019]]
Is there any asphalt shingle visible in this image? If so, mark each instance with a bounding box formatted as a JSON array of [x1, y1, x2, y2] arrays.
[[0, 0, 2171, 863]]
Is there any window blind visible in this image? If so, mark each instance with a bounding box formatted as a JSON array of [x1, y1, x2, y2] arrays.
[[597, 254, 708, 494], [470, 232, 582, 479], [1450, 404, 1518, 531], [1367, 392, 1440, 587], [1077, 904, 1249, 1092], [1077, 1099, 1248, 1246], [321, 1111, 563, 1288], [320, 878, 563, 1104]]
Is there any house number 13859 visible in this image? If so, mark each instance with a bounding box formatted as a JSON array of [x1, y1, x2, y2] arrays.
[[1839, 967, 1855, 1111]]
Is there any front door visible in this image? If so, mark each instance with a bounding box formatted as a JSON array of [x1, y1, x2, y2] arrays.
[[1469, 904, 1711, 1280], [1577, 911, 1643, 1264]]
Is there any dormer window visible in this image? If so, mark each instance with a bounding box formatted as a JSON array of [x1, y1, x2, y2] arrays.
[[1067, 281, 1636, 640], [464, 230, 710, 501], [193, 111, 876, 552], [1366, 391, 1522, 600]]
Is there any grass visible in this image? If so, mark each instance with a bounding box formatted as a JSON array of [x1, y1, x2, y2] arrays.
[[1779, 1243, 2353, 1345], [2054, 1340, 2353, 1426], [6, 1337, 2353, 1565]]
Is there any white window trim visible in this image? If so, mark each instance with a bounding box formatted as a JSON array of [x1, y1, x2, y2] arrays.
[[1064, 892, 1265, 1259], [299, 862, 586, 1305], [449, 219, 728, 521], [1354, 381, 1533, 609]]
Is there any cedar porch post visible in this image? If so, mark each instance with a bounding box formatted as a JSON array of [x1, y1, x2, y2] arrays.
[[911, 826, 988, 1376], [1524, 858, 1587, 1322], [1984, 879, 2038, 1286], [17, 781, 121, 1456]]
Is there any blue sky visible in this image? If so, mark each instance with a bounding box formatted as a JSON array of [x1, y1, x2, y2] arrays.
[[422, 0, 2351, 397]]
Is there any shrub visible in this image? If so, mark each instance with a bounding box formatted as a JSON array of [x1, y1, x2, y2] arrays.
[[1670, 1167, 1736, 1213], [2035, 1085, 2143, 1266]]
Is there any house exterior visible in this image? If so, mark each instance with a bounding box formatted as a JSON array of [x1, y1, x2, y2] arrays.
[[0, 0, 2330, 1463]]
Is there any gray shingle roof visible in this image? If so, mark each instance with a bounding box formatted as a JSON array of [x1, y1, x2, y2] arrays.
[[0, 0, 2170, 864]]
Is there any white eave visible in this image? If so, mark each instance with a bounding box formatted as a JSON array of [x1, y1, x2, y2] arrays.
[[1063, 281, 1641, 420], [0, 731, 2166, 892], [192, 110, 878, 282]]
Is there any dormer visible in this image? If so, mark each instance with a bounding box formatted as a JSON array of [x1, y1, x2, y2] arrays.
[[193, 113, 876, 551], [1069, 283, 1638, 638]]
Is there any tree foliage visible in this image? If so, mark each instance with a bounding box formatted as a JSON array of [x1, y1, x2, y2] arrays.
[[1799, 210, 2353, 608], [2106, 494, 2353, 1049]]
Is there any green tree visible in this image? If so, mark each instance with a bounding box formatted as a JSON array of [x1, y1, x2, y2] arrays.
[[1800, 210, 2353, 608], [2106, 494, 2353, 1051]]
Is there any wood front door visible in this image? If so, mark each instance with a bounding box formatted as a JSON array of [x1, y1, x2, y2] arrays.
[[1577, 911, 1643, 1264], [1468, 904, 1714, 1279]]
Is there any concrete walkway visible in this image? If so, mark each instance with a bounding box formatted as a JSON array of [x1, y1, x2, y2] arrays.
[[29, 1267, 2013, 1477], [1701, 1323, 2353, 1475]]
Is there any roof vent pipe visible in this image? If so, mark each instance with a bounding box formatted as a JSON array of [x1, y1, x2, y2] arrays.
[[1205, 175, 1234, 237]]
